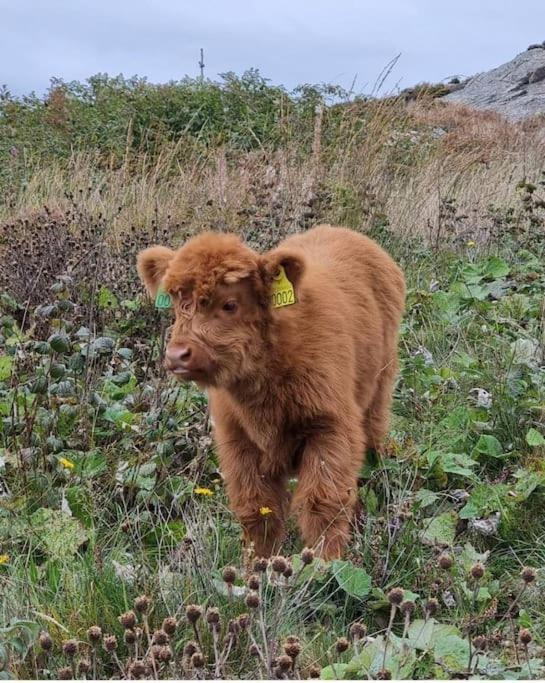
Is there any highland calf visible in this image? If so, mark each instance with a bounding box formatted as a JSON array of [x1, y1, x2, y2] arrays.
[[137, 225, 405, 559]]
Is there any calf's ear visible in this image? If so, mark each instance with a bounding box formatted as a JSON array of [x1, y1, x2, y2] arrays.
[[261, 248, 306, 289], [137, 246, 175, 298]]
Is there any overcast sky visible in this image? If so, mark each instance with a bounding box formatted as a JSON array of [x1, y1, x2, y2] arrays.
[[2, 0, 545, 97]]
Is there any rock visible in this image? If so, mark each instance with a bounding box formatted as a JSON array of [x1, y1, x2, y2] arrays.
[[443, 47, 545, 120]]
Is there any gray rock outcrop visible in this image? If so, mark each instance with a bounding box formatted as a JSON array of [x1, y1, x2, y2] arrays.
[[443, 44, 545, 121]]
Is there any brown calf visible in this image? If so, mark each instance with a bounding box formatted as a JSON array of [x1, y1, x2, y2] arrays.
[[137, 225, 405, 559]]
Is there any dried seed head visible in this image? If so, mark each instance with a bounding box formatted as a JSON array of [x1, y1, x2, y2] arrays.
[[249, 642, 260, 656], [162, 616, 177, 635], [185, 603, 203, 624], [129, 660, 147, 679], [285, 635, 300, 644], [301, 547, 315, 565], [284, 640, 302, 659], [272, 555, 288, 573], [58, 667, 72, 680], [309, 665, 321, 678], [336, 637, 350, 653], [152, 629, 169, 645], [206, 607, 221, 625], [277, 654, 293, 671], [438, 553, 453, 570], [425, 598, 439, 617], [247, 574, 260, 590], [150, 644, 163, 660], [377, 668, 392, 680], [238, 613, 250, 630], [191, 651, 205, 668], [350, 622, 367, 640], [134, 595, 151, 613], [521, 567, 537, 584], [228, 618, 241, 636], [119, 610, 137, 629], [78, 659, 91, 675], [471, 562, 485, 580], [519, 629, 532, 645], [253, 557, 268, 572], [124, 629, 136, 645], [472, 635, 487, 651], [222, 566, 237, 584], [62, 639, 78, 658], [387, 587, 404, 605], [103, 634, 118, 652], [283, 564, 294, 579], [246, 591, 260, 609], [158, 646, 172, 663], [183, 640, 198, 657], [400, 600, 416, 616], [39, 632, 53, 651], [87, 625, 102, 643]]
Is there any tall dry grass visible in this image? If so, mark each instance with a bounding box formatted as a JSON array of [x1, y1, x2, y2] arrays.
[[3, 98, 545, 246]]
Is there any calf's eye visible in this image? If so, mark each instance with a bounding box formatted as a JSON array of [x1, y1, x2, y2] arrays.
[[222, 301, 237, 312]]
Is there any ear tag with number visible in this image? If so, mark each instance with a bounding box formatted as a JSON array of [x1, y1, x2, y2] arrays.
[[271, 265, 296, 308], [155, 287, 172, 310]]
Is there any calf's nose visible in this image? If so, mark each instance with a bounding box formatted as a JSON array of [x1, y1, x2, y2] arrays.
[[165, 343, 192, 367]]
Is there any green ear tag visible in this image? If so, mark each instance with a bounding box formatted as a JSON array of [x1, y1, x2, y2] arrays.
[[155, 288, 172, 310]]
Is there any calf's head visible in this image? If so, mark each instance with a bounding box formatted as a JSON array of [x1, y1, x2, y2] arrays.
[[137, 232, 304, 387]]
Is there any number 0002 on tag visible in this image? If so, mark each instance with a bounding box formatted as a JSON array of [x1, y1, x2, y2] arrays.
[[271, 266, 296, 308]]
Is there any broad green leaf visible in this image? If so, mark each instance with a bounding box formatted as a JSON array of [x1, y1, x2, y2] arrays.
[[526, 428, 545, 447], [331, 560, 372, 599], [421, 511, 457, 546], [414, 488, 440, 508], [483, 256, 510, 279], [472, 434, 504, 458], [434, 634, 470, 672], [29, 508, 89, 560], [321, 663, 348, 679], [0, 356, 13, 382], [98, 286, 118, 310]]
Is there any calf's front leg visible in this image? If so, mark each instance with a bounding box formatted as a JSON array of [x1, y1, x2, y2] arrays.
[[214, 419, 289, 557], [292, 419, 365, 560]]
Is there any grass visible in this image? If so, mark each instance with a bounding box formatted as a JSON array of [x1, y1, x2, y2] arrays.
[[1, 72, 545, 680]]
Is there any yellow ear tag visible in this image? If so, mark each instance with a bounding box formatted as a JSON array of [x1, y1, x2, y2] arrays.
[[271, 265, 296, 308], [155, 287, 172, 310]]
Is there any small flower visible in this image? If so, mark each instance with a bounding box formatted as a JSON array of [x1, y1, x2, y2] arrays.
[[425, 598, 439, 617], [103, 634, 118, 652], [194, 486, 213, 497], [259, 506, 273, 516], [58, 667, 72, 680], [350, 622, 367, 640], [238, 613, 250, 630], [78, 659, 91, 675], [400, 600, 416, 616], [466, 240, 476, 247], [152, 629, 169, 645], [191, 651, 205, 668], [129, 660, 147, 679], [58, 457, 75, 470], [124, 629, 136, 645], [277, 654, 292, 671], [309, 665, 321, 678], [272, 555, 288, 573], [253, 557, 268, 572], [183, 640, 198, 657], [377, 668, 392, 680], [472, 635, 487, 651], [247, 574, 260, 590], [283, 563, 293, 579], [0, 554, 9, 565], [284, 637, 301, 659]]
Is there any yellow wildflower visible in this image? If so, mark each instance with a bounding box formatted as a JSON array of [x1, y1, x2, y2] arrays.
[[259, 506, 273, 516], [0, 554, 9, 565], [194, 487, 214, 497], [58, 457, 75, 470], [466, 240, 476, 247]]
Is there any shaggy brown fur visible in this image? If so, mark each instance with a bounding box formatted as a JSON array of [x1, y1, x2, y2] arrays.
[[137, 225, 405, 559]]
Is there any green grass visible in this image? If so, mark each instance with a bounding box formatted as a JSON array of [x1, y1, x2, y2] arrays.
[[1, 213, 544, 679]]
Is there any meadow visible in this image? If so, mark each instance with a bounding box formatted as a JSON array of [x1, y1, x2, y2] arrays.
[[1, 71, 545, 679]]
